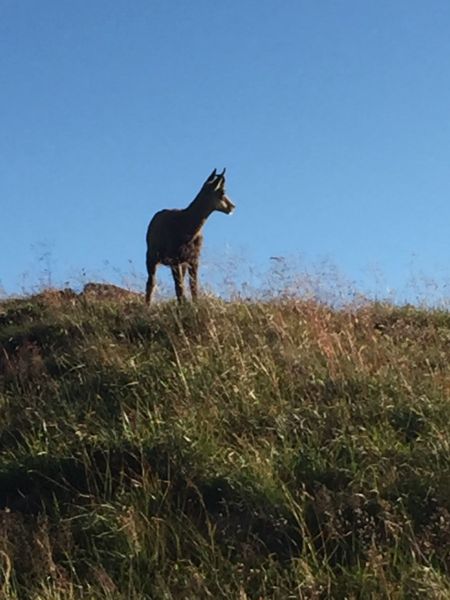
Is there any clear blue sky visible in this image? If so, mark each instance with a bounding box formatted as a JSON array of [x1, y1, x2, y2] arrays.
[[2, 1, 450, 300]]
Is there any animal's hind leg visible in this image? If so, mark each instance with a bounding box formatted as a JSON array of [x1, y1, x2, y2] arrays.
[[145, 257, 157, 305], [171, 265, 185, 302], [188, 262, 199, 300]]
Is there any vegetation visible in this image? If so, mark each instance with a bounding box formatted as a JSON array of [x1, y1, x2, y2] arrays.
[[0, 288, 449, 598]]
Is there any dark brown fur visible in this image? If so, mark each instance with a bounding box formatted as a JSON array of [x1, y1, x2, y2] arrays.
[[145, 169, 235, 304]]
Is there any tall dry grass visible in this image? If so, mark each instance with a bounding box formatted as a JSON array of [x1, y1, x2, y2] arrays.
[[0, 287, 449, 598]]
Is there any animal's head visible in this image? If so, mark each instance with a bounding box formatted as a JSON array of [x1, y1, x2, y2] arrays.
[[203, 168, 235, 214]]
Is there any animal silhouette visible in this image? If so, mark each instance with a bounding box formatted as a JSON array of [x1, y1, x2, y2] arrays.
[[145, 169, 235, 304]]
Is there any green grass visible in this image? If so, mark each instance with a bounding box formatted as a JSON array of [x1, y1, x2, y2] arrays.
[[0, 289, 449, 598]]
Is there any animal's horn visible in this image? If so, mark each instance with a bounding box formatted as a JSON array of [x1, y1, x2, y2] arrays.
[[219, 168, 226, 177], [206, 169, 217, 182]]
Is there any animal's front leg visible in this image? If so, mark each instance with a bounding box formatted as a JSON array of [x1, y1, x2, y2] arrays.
[[181, 264, 188, 281], [188, 262, 199, 300], [171, 265, 185, 302]]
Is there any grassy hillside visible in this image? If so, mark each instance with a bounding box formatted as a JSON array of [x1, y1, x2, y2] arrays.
[[0, 288, 449, 599]]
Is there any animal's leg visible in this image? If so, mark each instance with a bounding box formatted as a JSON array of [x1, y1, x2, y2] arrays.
[[145, 256, 157, 305], [188, 263, 199, 300], [171, 265, 185, 302]]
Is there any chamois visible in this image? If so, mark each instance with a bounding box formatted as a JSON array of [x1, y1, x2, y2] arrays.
[[145, 169, 235, 304]]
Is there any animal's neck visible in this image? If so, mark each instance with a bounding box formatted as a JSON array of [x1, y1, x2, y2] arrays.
[[184, 192, 213, 234]]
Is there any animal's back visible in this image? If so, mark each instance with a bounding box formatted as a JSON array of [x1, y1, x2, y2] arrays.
[[147, 208, 177, 239], [146, 208, 202, 265]]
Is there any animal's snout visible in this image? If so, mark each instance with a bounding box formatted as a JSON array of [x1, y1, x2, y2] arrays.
[[223, 196, 235, 214]]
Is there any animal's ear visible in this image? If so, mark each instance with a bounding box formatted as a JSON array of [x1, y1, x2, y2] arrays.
[[219, 168, 226, 178], [205, 169, 217, 183], [214, 176, 225, 191]]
